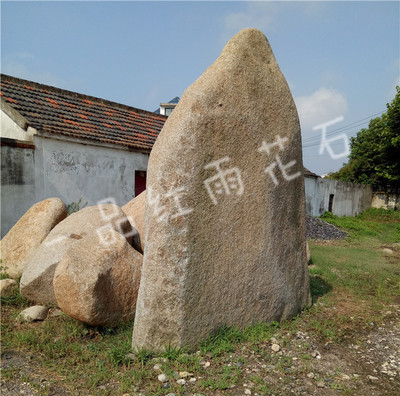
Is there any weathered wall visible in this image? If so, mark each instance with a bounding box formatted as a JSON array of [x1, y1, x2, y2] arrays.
[[1, 108, 150, 237], [33, 136, 149, 209], [305, 176, 373, 217], [1, 144, 36, 237], [371, 192, 400, 210], [304, 177, 323, 216]]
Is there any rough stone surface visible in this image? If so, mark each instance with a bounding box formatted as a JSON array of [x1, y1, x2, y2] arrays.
[[19, 306, 49, 322], [0, 198, 67, 279], [122, 191, 146, 253], [306, 241, 311, 264], [53, 230, 142, 326], [0, 279, 18, 298], [20, 204, 133, 305], [132, 28, 311, 352]]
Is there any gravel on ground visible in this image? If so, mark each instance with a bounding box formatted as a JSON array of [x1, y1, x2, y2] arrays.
[[306, 215, 349, 240]]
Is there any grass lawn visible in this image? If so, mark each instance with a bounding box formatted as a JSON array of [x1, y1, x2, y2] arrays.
[[1, 208, 399, 395]]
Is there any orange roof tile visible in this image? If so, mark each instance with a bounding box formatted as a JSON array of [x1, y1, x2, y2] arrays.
[[0, 74, 168, 151]]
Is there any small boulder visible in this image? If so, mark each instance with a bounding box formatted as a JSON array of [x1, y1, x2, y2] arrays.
[[0, 279, 18, 298], [54, 230, 142, 326], [271, 344, 280, 352], [20, 204, 133, 305], [0, 198, 67, 279], [122, 191, 146, 253], [19, 306, 49, 322]]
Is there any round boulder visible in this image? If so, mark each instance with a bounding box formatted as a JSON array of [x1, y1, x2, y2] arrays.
[[54, 230, 142, 326]]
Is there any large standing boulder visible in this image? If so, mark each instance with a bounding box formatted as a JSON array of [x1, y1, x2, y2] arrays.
[[122, 191, 146, 253], [54, 230, 142, 326], [306, 241, 311, 264], [132, 28, 311, 352], [0, 198, 67, 279], [20, 204, 133, 305]]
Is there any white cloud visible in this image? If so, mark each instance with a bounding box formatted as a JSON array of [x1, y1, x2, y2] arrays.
[[2, 52, 82, 90], [301, 2, 327, 18], [295, 87, 348, 135], [221, 2, 279, 44], [221, 2, 329, 45]]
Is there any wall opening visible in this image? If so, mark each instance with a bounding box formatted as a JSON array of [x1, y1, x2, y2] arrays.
[[135, 170, 146, 197], [328, 194, 335, 213]]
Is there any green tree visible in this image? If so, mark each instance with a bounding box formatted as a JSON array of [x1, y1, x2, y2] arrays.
[[330, 87, 400, 190]]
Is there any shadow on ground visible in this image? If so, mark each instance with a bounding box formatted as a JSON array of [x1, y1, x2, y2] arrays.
[[309, 274, 332, 303]]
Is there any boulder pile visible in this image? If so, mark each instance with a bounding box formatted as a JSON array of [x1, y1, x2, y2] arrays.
[[1, 194, 145, 327]]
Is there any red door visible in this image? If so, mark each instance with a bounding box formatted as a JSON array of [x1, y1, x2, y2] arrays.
[[135, 171, 146, 197]]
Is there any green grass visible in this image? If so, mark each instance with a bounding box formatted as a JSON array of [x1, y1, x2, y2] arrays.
[[311, 209, 399, 303], [1, 286, 30, 308], [321, 208, 400, 242], [1, 207, 400, 394], [199, 321, 280, 358]]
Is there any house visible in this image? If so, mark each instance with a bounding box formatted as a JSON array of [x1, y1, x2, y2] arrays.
[[0, 74, 167, 237], [154, 97, 180, 116]]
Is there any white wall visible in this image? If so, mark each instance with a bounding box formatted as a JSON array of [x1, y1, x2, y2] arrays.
[[305, 176, 373, 217], [0, 106, 35, 142], [1, 113, 149, 237], [33, 136, 148, 208]]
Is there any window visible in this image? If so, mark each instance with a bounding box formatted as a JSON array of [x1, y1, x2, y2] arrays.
[[164, 107, 174, 116], [159, 103, 177, 116]]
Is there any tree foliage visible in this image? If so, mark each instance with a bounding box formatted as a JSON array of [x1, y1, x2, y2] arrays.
[[329, 87, 400, 191]]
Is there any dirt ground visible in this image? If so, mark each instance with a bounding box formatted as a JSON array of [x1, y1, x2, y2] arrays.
[[2, 242, 399, 395], [1, 301, 399, 396]]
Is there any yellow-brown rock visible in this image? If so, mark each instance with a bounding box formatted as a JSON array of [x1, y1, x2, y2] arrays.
[[54, 231, 142, 326], [132, 29, 311, 352], [20, 204, 133, 305], [122, 191, 146, 253], [0, 198, 67, 279]]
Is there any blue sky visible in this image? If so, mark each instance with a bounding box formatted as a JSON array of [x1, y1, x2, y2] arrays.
[[1, 1, 399, 174]]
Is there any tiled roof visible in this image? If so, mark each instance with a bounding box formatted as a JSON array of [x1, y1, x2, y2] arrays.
[[304, 167, 319, 178], [0, 74, 168, 151]]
